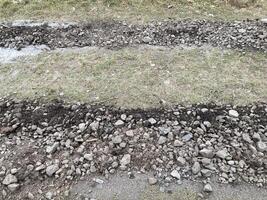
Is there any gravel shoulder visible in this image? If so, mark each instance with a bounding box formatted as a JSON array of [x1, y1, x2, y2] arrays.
[[0, 99, 267, 199]]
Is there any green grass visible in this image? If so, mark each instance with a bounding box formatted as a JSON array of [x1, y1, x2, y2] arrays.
[[0, 0, 266, 22], [0, 46, 266, 108]]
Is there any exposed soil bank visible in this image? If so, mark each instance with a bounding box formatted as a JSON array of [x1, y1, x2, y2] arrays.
[[0, 20, 266, 51]]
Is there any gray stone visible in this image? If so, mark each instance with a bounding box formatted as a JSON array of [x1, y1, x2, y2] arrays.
[[115, 120, 124, 127], [199, 148, 214, 158], [170, 170, 181, 179], [216, 149, 229, 159], [203, 183, 213, 193], [46, 164, 59, 176], [177, 157, 186, 166], [257, 141, 267, 152], [143, 36, 152, 43], [84, 153, 93, 161], [192, 162, 201, 174], [78, 123, 86, 132], [89, 121, 99, 131], [28, 192, 35, 199], [7, 183, 19, 192], [2, 174, 17, 185], [125, 130, 134, 137], [159, 127, 171, 135], [46, 142, 59, 154], [229, 110, 239, 118], [148, 177, 158, 185], [158, 136, 167, 145], [182, 132, 193, 142], [148, 118, 157, 125], [120, 154, 131, 166], [242, 133, 253, 143], [174, 140, 183, 147], [45, 191, 53, 199], [112, 136, 122, 144]]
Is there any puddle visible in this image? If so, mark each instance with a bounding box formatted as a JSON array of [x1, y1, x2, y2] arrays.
[[0, 45, 49, 64]]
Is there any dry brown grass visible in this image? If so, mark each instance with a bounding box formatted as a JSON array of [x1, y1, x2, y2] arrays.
[[0, 46, 266, 108], [0, 0, 266, 22]]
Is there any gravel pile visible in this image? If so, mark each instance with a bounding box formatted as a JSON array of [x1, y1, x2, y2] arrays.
[[0, 99, 267, 198], [0, 20, 266, 51]]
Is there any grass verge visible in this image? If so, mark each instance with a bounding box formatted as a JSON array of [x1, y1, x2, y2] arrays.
[[0, 0, 266, 22], [0, 46, 266, 108]]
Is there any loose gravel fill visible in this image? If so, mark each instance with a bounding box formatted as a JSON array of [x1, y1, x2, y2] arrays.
[[0, 99, 267, 199], [0, 20, 266, 51]]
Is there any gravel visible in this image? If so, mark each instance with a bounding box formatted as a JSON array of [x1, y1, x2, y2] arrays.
[[0, 99, 267, 198], [0, 20, 266, 51]]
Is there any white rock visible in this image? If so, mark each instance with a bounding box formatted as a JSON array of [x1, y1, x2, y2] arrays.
[[78, 123, 86, 132], [170, 170, 181, 179], [84, 153, 93, 161], [89, 121, 99, 131], [260, 18, 267, 23], [148, 118, 157, 125], [148, 177, 158, 185], [115, 120, 124, 127], [46, 164, 59, 176], [125, 130, 134, 137], [120, 154, 131, 166], [2, 174, 17, 185], [203, 183, 213, 193], [229, 110, 239, 118]]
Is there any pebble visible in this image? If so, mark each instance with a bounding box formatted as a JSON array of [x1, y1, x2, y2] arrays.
[[125, 130, 134, 137], [229, 110, 239, 118], [177, 157, 186, 166], [174, 139, 183, 147], [192, 162, 201, 174], [115, 120, 124, 127], [216, 149, 229, 159], [170, 170, 181, 179], [203, 183, 213, 193], [158, 136, 167, 144], [46, 142, 59, 154], [112, 136, 122, 144], [148, 177, 158, 185], [200, 148, 214, 158], [46, 164, 59, 176], [148, 118, 157, 125], [7, 183, 19, 192], [120, 154, 131, 166]]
